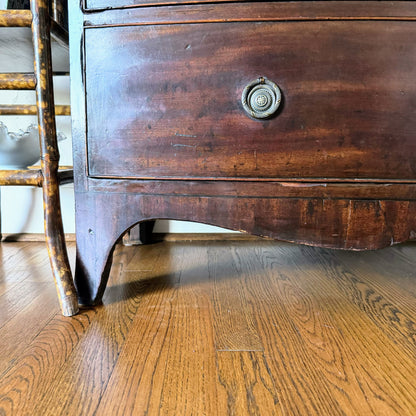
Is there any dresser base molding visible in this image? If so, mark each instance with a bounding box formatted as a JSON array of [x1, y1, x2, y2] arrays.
[[74, 191, 416, 305]]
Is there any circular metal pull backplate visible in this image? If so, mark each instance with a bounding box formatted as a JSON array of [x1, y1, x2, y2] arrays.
[[242, 77, 281, 119]]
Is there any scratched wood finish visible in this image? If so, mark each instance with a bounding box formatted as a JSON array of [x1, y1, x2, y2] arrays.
[[85, 21, 416, 180], [83, 0, 416, 17], [1, 240, 416, 415], [73, 192, 416, 304], [84, 2, 416, 28], [84, 0, 251, 12], [70, 2, 416, 306]]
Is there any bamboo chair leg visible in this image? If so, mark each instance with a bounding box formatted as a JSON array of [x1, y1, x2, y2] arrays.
[[42, 158, 78, 316], [31, 0, 78, 315]]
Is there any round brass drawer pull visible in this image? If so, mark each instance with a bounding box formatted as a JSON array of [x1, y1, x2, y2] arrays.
[[242, 77, 281, 119]]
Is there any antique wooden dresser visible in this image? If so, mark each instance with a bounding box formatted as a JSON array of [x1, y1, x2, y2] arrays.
[[68, 1, 416, 305]]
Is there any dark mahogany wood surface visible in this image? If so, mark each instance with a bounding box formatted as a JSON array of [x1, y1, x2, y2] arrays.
[[83, 0, 416, 17], [85, 21, 416, 180], [84, 0, 248, 11], [87, 179, 416, 200], [84, 2, 416, 27], [73, 189, 416, 304], [69, 1, 416, 305]]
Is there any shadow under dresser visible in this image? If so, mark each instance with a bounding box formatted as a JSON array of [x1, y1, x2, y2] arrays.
[[68, 1, 416, 305]]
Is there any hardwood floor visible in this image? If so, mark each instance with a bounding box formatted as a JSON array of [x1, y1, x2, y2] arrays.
[[1, 238, 416, 415]]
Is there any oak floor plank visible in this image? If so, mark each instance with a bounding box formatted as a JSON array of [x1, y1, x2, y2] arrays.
[[332, 244, 416, 299], [155, 244, 220, 416], [0, 310, 95, 416], [124, 241, 170, 272], [0, 281, 49, 328], [0, 239, 416, 415], [0, 242, 51, 277], [293, 252, 416, 416], [0, 242, 75, 298], [216, 351, 283, 416], [96, 243, 226, 415], [208, 243, 263, 352], [227, 241, 349, 416], [0, 270, 31, 297], [297, 246, 416, 358], [30, 245, 145, 416], [93, 243, 187, 415], [0, 284, 59, 377], [255, 242, 416, 415], [0, 242, 45, 298], [0, 242, 33, 270]]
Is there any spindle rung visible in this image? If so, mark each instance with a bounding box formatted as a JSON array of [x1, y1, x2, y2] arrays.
[[0, 10, 32, 27], [0, 104, 71, 115], [0, 73, 36, 90]]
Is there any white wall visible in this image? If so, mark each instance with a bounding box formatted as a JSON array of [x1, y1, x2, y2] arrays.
[[0, 76, 75, 234]]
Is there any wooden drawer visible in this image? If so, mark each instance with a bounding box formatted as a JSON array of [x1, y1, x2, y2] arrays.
[[83, 0, 244, 12], [85, 21, 416, 180]]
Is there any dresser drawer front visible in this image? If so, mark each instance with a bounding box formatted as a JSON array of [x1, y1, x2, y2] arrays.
[[83, 0, 243, 11], [85, 22, 416, 180]]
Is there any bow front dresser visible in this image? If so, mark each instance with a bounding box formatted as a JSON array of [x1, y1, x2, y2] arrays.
[[68, 1, 416, 305]]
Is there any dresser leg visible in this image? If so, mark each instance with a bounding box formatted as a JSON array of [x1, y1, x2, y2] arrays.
[[74, 220, 118, 306], [75, 241, 116, 306], [74, 192, 127, 305]]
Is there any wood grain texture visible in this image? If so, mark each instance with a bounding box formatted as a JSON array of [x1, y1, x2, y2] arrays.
[[0, 283, 58, 376], [368, 245, 416, 298], [244, 241, 416, 415], [85, 21, 416, 180], [95, 243, 220, 415], [0, 240, 416, 415], [30, 246, 141, 415], [0, 310, 96, 415], [0, 243, 76, 380], [73, 192, 416, 305], [84, 1, 416, 23], [297, 247, 416, 357], [216, 351, 282, 416], [71, 0, 416, 296], [208, 243, 262, 352]]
